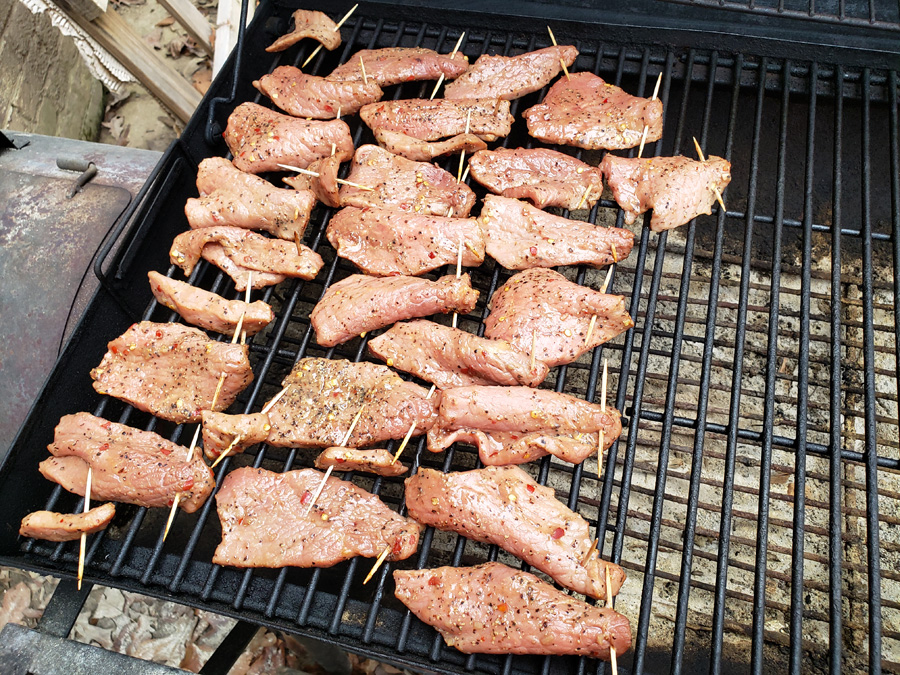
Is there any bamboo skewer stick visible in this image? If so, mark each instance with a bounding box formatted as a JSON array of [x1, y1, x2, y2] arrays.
[[546, 26, 570, 80], [211, 383, 293, 469], [606, 563, 618, 672], [304, 403, 366, 515], [575, 184, 592, 210], [530, 330, 538, 373], [598, 360, 607, 480], [301, 4, 358, 67], [391, 384, 436, 464], [584, 314, 598, 345], [359, 54, 368, 86], [276, 163, 375, 191], [457, 109, 472, 184], [364, 543, 392, 584], [451, 235, 464, 328], [77, 467, 92, 590], [637, 73, 663, 159], [693, 136, 727, 212], [580, 536, 599, 566], [600, 264, 614, 294], [429, 32, 466, 100]]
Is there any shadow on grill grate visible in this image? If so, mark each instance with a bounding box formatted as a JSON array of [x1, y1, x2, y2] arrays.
[[1, 2, 898, 674]]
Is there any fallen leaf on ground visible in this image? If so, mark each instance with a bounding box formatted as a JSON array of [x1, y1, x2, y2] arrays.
[[156, 16, 175, 26], [191, 65, 212, 94]]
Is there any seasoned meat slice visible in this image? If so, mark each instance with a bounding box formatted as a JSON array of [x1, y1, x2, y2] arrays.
[[360, 98, 514, 142], [203, 358, 439, 456], [38, 413, 214, 513], [198, 245, 286, 292], [265, 9, 341, 53], [394, 562, 632, 658], [20, 503, 116, 542], [372, 128, 488, 162], [185, 157, 314, 241], [326, 206, 485, 276], [601, 153, 732, 232], [283, 153, 343, 208], [484, 268, 634, 367], [311, 273, 480, 347], [170, 226, 324, 289], [480, 195, 634, 270], [368, 320, 548, 389], [326, 47, 469, 87], [224, 102, 354, 173], [149, 272, 274, 338], [524, 71, 663, 150], [406, 466, 625, 600], [340, 144, 476, 217], [315, 447, 408, 477], [214, 467, 419, 567], [444, 46, 578, 101], [427, 386, 622, 465], [254, 67, 383, 119], [468, 147, 604, 210], [90, 322, 253, 423]]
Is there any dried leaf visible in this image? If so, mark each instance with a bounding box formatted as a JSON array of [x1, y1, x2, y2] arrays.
[[102, 115, 130, 145], [191, 64, 212, 95], [146, 27, 163, 50], [156, 16, 175, 26], [167, 36, 188, 58]]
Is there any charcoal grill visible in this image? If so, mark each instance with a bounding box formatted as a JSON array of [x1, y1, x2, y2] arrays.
[[2, 1, 898, 673]]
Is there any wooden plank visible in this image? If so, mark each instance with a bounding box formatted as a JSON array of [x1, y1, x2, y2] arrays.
[[158, 0, 213, 57], [212, 0, 253, 78], [63, 0, 107, 22], [54, 0, 201, 123]]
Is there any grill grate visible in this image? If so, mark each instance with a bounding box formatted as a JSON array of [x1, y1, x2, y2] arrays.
[[1, 3, 899, 674]]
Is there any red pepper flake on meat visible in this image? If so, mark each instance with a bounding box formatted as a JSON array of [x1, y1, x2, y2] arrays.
[[551, 527, 565, 539], [526, 484, 535, 493], [497, 602, 508, 613], [300, 490, 312, 505], [428, 575, 440, 586]]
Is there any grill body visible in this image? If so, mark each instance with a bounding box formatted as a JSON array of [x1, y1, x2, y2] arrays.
[[1, 2, 898, 674]]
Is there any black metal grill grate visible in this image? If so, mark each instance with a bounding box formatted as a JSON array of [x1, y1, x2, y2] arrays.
[[1, 2, 899, 674]]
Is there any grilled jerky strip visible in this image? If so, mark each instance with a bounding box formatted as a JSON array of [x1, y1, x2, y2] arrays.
[[326, 206, 485, 277], [266, 9, 341, 53], [368, 320, 548, 389], [310, 273, 479, 347], [20, 503, 116, 542], [38, 413, 214, 513], [326, 47, 469, 87], [90, 321, 253, 424], [224, 102, 354, 174], [213, 467, 419, 568], [394, 562, 632, 659], [372, 128, 488, 162], [468, 147, 604, 210], [406, 465, 625, 600], [484, 268, 634, 367], [185, 157, 314, 241], [201, 358, 438, 457], [339, 144, 476, 217], [283, 153, 343, 208], [600, 153, 732, 233], [149, 271, 274, 338], [315, 447, 409, 477], [360, 98, 514, 142], [524, 71, 663, 150], [480, 194, 635, 270], [254, 67, 383, 119], [444, 45, 578, 101], [426, 385, 622, 466]]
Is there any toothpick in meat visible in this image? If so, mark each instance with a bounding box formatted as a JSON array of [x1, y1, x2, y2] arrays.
[[429, 31, 466, 100], [304, 402, 366, 515], [162, 425, 201, 541], [277, 163, 375, 191], [599, 359, 608, 479], [530, 330, 537, 373], [606, 563, 618, 672], [211, 382, 293, 469], [77, 467, 92, 590], [457, 109, 472, 184], [580, 536, 599, 566], [638, 72, 663, 159], [693, 136, 727, 212], [600, 264, 614, 294], [575, 184, 592, 210], [301, 3, 359, 67], [364, 541, 392, 584], [391, 384, 436, 464], [584, 313, 598, 345], [451, 235, 464, 328], [359, 54, 368, 86], [546, 26, 570, 80]]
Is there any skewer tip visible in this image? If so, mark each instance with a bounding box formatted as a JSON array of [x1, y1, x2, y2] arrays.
[[364, 544, 391, 584]]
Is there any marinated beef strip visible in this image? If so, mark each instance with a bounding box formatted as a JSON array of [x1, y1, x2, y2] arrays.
[[444, 45, 578, 101], [265, 9, 341, 53], [340, 144, 476, 216], [372, 128, 488, 162], [360, 98, 514, 143], [283, 153, 342, 208], [254, 67, 383, 119], [524, 71, 663, 150], [315, 447, 409, 477], [214, 467, 419, 568], [185, 157, 314, 241], [394, 562, 632, 659], [199, 245, 287, 292], [327, 206, 485, 276], [311, 273, 480, 347], [326, 47, 469, 87], [38, 413, 214, 513], [20, 503, 116, 542], [484, 268, 634, 367], [480, 195, 634, 270], [427, 386, 623, 466], [468, 147, 604, 210], [201, 358, 438, 458], [406, 466, 626, 600], [170, 226, 324, 291], [368, 320, 548, 389], [90, 322, 253, 424], [601, 153, 732, 233], [149, 272, 274, 338], [224, 102, 354, 173]]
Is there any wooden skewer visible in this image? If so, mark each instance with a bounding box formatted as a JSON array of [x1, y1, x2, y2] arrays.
[[262, 383, 292, 415], [575, 184, 592, 210], [364, 542, 392, 584], [429, 32, 466, 100], [584, 314, 598, 345], [606, 563, 618, 671], [461, 164, 470, 183], [637, 73, 663, 159], [547, 26, 570, 80], [580, 536, 599, 566], [211, 382, 293, 469], [276, 163, 375, 191], [304, 403, 366, 515], [359, 54, 368, 86], [692, 136, 727, 213], [457, 109, 472, 184], [611, 244, 618, 264], [391, 384, 437, 464], [336, 105, 341, 120], [451, 235, 464, 328], [600, 264, 614, 294], [599, 360, 608, 480], [301, 3, 359, 67], [77, 467, 92, 590], [530, 330, 538, 373], [163, 425, 202, 541]]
